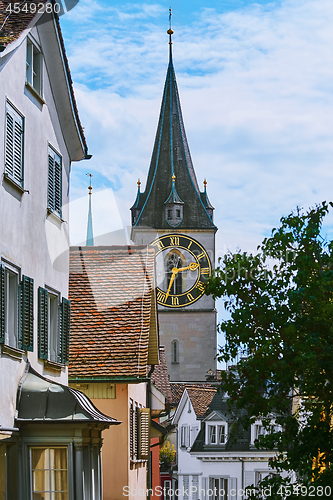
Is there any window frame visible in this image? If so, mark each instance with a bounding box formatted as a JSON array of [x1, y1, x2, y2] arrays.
[[180, 424, 190, 449], [30, 446, 69, 500], [26, 36, 43, 97], [205, 422, 228, 445], [4, 100, 24, 189]]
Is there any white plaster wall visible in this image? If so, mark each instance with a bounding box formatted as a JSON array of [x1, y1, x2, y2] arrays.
[[177, 394, 202, 476], [0, 27, 71, 428]]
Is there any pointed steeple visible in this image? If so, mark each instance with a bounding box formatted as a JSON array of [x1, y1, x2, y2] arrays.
[[131, 15, 216, 231], [86, 173, 94, 246]]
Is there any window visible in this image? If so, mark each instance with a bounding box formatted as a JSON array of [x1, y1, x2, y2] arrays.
[[166, 253, 182, 294], [209, 478, 229, 500], [30, 447, 68, 500], [180, 425, 190, 448], [129, 401, 149, 461], [172, 339, 179, 364], [26, 38, 42, 96], [0, 263, 33, 351], [206, 423, 227, 445], [176, 209, 181, 218], [5, 100, 24, 188], [164, 480, 172, 500], [48, 146, 62, 218], [167, 209, 172, 220], [38, 287, 70, 364]]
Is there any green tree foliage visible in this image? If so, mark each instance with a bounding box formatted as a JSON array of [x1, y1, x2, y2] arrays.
[[206, 202, 333, 492]]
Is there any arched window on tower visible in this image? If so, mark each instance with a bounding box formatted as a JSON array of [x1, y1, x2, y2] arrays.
[[166, 252, 183, 295], [172, 340, 179, 364]]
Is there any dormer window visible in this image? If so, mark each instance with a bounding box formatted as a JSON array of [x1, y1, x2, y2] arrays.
[[176, 209, 181, 218], [207, 424, 226, 444], [26, 38, 43, 97], [205, 421, 227, 445], [167, 209, 172, 220]]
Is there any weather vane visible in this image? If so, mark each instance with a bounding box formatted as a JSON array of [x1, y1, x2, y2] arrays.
[[86, 173, 93, 194]]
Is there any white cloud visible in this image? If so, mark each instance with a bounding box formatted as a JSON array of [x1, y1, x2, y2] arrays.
[[62, 0, 333, 262]]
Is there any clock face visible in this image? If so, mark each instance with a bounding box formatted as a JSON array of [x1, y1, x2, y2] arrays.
[[151, 234, 212, 308]]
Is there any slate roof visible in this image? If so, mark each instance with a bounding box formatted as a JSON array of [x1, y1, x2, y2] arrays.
[[131, 42, 216, 231], [0, 3, 87, 154], [151, 346, 173, 404], [69, 246, 159, 379]]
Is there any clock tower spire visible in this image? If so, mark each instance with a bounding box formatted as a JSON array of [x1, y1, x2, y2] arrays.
[[131, 17, 217, 382]]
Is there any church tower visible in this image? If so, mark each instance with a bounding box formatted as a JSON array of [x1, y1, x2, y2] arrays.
[[131, 18, 217, 382]]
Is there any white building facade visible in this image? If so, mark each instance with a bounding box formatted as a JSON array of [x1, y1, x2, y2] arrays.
[[0, 8, 119, 500], [172, 388, 286, 500]]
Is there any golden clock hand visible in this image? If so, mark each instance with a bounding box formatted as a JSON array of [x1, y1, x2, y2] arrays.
[[177, 262, 200, 272], [166, 270, 177, 299]]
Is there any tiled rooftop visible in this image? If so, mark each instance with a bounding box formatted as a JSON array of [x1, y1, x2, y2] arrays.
[[171, 382, 217, 407], [186, 387, 217, 418], [0, 1, 47, 45], [69, 246, 158, 379], [151, 346, 172, 404]]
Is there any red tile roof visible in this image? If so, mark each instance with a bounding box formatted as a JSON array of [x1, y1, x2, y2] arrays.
[[186, 387, 217, 418], [0, 5, 87, 154], [171, 382, 217, 407], [0, 1, 47, 45], [151, 346, 172, 404], [69, 246, 158, 379]]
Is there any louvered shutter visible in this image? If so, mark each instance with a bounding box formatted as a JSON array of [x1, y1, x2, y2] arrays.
[[202, 478, 209, 499], [183, 476, 189, 498], [19, 276, 34, 351], [48, 154, 55, 212], [130, 401, 134, 459], [134, 405, 138, 459], [0, 264, 5, 344], [54, 158, 62, 217], [192, 476, 199, 500], [38, 287, 48, 359], [59, 297, 70, 364], [244, 471, 255, 489], [138, 408, 150, 460], [230, 478, 237, 498], [5, 103, 24, 186]]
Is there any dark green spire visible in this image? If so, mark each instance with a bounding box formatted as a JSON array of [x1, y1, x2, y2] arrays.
[[131, 19, 216, 231]]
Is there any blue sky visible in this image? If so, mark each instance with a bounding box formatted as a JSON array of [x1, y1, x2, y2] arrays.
[[61, 0, 333, 271]]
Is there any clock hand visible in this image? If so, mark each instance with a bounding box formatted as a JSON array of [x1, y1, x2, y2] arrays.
[[165, 269, 177, 299], [177, 262, 200, 272]]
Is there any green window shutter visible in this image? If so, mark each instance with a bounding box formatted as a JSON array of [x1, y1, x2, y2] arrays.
[[0, 263, 5, 344], [38, 287, 48, 359], [19, 276, 34, 351], [48, 147, 62, 218], [5, 103, 24, 187], [54, 158, 62, 218], [59, 297, 70, 364], [48, 154, 55, 212]]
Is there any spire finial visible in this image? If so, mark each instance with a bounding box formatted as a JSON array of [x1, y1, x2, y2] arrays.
[[204, 179, 207, 189], [86, 174, 94, 246], [87, 173, 93, 194], [167, 8, 174, 58], [137, 178, 141, 190], [172, 174, 176, 183]]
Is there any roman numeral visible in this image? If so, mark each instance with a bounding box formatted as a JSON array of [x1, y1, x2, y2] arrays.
[[157, 290, 166, 303], [197, 252, 205, 260], [153, 240, 165, 250], [171, 297, 179, 306], [187, 293, 194, 302], [187, 241, 192, 250], [196, 281, 205, 292], [170, 236, 179, 246], [201, 267, 210, 276]]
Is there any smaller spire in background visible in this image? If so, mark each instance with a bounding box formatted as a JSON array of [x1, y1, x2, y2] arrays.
[[86, 173, 94, 246]]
